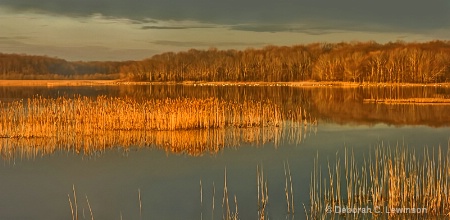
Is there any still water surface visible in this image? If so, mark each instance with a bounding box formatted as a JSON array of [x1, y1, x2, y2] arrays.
[[0, 85, 449, 219]]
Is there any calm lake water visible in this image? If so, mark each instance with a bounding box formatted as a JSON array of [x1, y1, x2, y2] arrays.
[[0, 85, 449, 219]]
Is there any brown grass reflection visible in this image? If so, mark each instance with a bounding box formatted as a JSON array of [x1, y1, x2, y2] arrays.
[[0, 125, 313, 160], [0, 96, 315, 160]]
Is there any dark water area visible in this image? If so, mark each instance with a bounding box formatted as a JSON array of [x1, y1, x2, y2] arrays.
[[0, 85, 449, 219]]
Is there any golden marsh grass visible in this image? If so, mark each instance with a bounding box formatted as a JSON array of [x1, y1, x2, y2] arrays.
[[0, 96, 315, 159], [309, 142, 450, 218], [0, 96, 306, 137]]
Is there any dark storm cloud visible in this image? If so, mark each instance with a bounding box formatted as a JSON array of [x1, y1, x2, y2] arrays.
[[152, 40, 266, 48], [230, 21, 405, 34], [230, 24, 344, 35], [142, 26, 190, 30], [1, 0, 449, 32], [141, 25, 214, 30]]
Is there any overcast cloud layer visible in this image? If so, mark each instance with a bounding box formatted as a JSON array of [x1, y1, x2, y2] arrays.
[[1, 0, 449, 60]]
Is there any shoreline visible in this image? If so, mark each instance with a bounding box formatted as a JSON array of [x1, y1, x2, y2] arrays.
[[0, 80, 120, 86], [0, 79, 449, 87], [364, 98, 450, 105]]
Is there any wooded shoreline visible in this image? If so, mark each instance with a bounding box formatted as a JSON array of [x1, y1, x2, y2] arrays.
[[2, 41, 450, 83], [1, 79, 449, 87]]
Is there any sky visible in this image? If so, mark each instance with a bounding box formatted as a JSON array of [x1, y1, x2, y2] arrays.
[[1, 0, 449, 61]]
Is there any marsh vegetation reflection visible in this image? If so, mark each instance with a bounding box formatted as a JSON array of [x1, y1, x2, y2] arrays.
[[0, 96, 316, 160]]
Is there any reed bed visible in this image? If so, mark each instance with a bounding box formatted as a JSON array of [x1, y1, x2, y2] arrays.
[[0, 96, 310, 138], [309, 142, 450, 219], [0, 95, 314, 159]]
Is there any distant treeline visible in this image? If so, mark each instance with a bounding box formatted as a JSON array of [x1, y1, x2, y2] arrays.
[[121, 41, 450, 83], [0, 53, 125, 80], [2, 41, 450, 83]]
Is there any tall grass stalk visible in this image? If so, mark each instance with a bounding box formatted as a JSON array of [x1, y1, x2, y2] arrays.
[[67, 185, 79, 220], [85, 195, 94, 220], [212, 181, 215, 220], [257, 165, 269, 220], [68, 194, 75, 220], [200, 180, 203, 220], [221, 168, 239, 220], [284, 160, 294, 214], [73, 185, 78, 220], [138, 188, 142, 220]]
